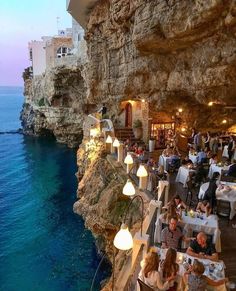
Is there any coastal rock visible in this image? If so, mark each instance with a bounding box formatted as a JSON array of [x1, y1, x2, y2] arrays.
[[21, 64, 86, 147], [73, 138, 145, 283], [84, 0, 236, 131]]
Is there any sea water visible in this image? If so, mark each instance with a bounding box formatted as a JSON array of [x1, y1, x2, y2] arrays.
[[0, 86, 109, 291]]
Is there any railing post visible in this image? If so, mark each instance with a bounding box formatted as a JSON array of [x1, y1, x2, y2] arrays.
[[118, 143, 124, 162], [132, 232, 149, 268]]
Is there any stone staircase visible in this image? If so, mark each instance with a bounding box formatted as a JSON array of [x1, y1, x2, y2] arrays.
[[115, 127, 140, 143]]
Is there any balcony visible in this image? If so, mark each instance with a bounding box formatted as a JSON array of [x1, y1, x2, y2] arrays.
[[67, 0, 98, 28]]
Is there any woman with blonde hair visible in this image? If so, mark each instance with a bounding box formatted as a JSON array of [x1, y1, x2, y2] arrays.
[[138, 250, 175, 290], [161, 248, 179, 291]]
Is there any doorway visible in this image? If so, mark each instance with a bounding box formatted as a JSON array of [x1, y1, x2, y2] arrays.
[[125, 102, 132, 127]]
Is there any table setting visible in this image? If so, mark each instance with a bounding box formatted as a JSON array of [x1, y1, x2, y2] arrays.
[[216, 183, 236, 220], [154, 248, 226, 290]]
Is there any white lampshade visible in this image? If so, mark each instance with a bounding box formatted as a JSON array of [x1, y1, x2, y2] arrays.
[[137, 165, 148, 177], [113, 224, 133, 250], [106, 135, 113, 143], [113, 138, 120, 147], [124, 154, 133, 164], [123, 179, 135, 196]]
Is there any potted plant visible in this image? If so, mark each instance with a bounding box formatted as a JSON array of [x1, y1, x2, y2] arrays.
[[133, 119, 143, 139]]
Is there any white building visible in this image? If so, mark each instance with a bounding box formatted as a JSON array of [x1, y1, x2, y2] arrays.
[[28, 30, 73, 76], [28, 37, 48, 77]]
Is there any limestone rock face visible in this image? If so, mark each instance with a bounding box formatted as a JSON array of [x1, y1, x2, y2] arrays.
[[74, 138, 143, 267], [21, 65, 86, 147], [84, 0, 236, 130]]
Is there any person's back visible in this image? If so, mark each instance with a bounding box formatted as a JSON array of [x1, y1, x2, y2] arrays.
[[188, 273, 207, 291], [228, 161, 236, 177]]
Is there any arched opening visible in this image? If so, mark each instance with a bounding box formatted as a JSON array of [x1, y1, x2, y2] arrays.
[[125, 102, 132, 127]]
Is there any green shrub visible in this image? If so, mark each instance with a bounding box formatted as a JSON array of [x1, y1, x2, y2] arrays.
[[133, 119, 142, 128], [38, 98, 45, 107]]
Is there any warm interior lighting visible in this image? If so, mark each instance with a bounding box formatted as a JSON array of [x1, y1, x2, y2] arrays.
[[113, 223, 133, 250], [178, 108, 183, 113], [124, 154, 133, 164], [90, 128, 100, 138], [123, 179, 135, 196], [113, 138, 120, 147], [137, 165, 148, 177], [222, 119, 227, 124], [141, 99, 145, 103], [181, 127, 186, 132], [106, 135, 113, 143], [208, 101, 214, 106]]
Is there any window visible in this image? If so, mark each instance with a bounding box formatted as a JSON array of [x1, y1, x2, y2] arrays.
[[56, 46, 71, 58]]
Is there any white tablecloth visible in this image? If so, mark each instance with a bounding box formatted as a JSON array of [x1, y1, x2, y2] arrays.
[[208, 164, 229, 179], [158, 155, 171, 171], [216, 185, 236, 220], [189, 153, 198, 164], [154, 212, 221, 252], [155, 248, 226, 291], [222, 145, 229, 158], [198, 182, 210, 199], [175, 166, 194, 187]]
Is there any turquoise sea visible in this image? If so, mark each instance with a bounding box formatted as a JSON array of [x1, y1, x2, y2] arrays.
[[0, 86, 109, 291]]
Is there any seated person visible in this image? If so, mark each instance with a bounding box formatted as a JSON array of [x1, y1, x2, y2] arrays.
[[124, 138, 132, 150], [182, 155, 193, 166], [227, 159, 236, 177], [209, 154, 218, 165], [156, 165, 167, 181], [161, 217, 191, 250], [162, 203, 181, 223], [184, 259, 227, 290], [135, 146, 144, 156], [186, 232, 218, 261], [172, 146, 181, 157], [193, 163, 208, 186], [196, 200, 212, 217], [147, 157, 156, 168], [196, 148, 207, 164], [162, 144, 173, 157], [166, 194, 187, 210], [203, 172, 220, 209], [160, 248, 180, 290], [138, 250, 175, 290]]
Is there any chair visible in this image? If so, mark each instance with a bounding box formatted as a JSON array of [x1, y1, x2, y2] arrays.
[[137, 279, 155, 291], [185, 179, 194, 207], [216, 200, 231, 224]]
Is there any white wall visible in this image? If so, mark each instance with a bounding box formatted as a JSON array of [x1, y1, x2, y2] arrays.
[[29, 40, 46, 76]]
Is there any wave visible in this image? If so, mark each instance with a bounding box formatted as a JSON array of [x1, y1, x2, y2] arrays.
[[0, 129, 23, 135]]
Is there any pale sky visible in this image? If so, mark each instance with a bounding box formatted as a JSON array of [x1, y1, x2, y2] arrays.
[[0, 0, 72, 86]]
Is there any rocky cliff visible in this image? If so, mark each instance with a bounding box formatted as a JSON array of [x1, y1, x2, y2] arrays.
[[73, 138, 147, 289], [21, 64, 86, 147], [84, 0, 236, 130]]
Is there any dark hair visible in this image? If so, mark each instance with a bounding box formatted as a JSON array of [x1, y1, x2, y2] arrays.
[[173, 194, 181, 202], [212, 172, 220, 180]]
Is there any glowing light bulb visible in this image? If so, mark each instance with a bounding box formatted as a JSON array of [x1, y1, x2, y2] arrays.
[[113, 224, 133, 250]]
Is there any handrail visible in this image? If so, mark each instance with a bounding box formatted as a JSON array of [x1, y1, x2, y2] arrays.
[[115, 184, 167, 290]]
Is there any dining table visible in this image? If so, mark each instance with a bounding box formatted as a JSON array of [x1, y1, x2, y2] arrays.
[[175, 166, 195, 187], [208, 164, 229, 179], [155, 248, 227, 291], [154, 211, 221, 252], [158, 155, 172, 171], [198, 181, 236, 220], [189, 152, 198, 164], [216, 183, 236, 220]]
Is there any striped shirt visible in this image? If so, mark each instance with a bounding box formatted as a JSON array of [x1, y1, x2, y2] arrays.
[[161, 227, 183, 249]]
